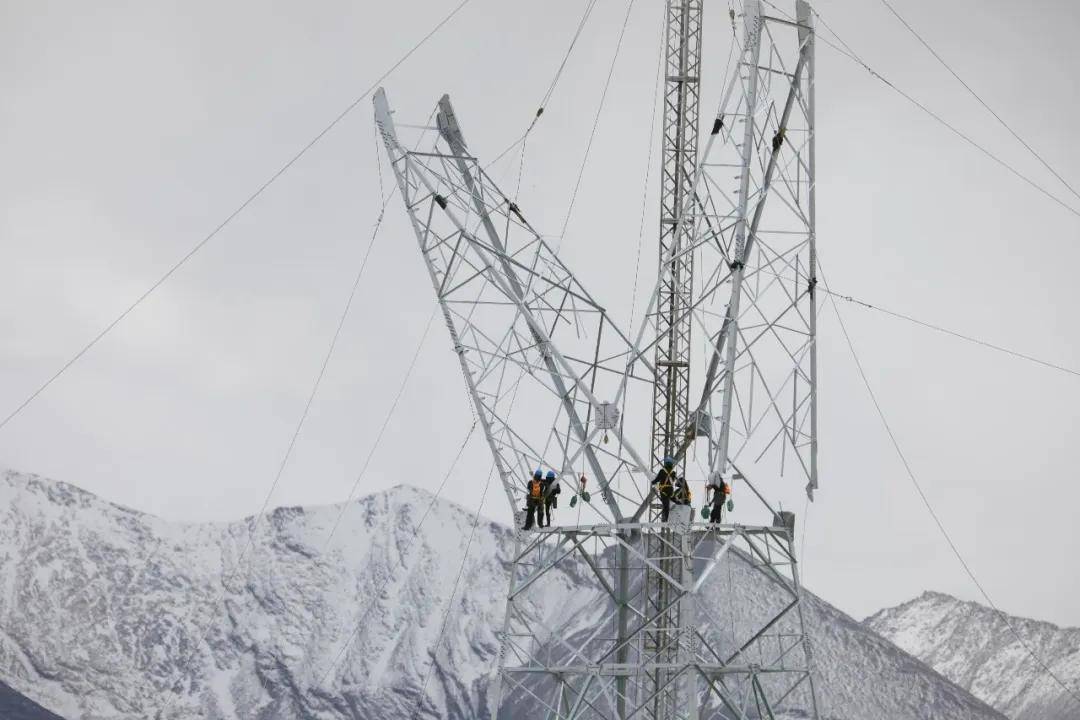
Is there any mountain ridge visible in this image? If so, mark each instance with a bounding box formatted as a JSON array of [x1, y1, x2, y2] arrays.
[[867, 589, 1080, 720], [1, 467, 1006, 719]]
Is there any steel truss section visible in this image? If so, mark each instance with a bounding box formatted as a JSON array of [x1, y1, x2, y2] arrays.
[[632, 0, 819, 508], [373, 90, 658, 526], [651, 0, 703, 472], [493, 520, 819, 719]]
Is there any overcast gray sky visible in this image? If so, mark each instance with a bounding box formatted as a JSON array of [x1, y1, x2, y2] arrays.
[[2, 0, 1078, 628]]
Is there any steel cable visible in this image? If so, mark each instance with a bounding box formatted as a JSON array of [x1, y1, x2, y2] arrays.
[[0, 0, 476, 435], [876, 0, 1080, 204], [557, 0, 639, 244], [408, 464, 497, 719], [820, 260, 1080, 708], [311, 421, 479, 691], [759, 0, 1080, 222]]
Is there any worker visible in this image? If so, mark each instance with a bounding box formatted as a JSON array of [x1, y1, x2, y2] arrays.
[[705, 476, 730, 524], [523, 469, 544, 530], [540, 470, 560, 527], [651, 456, 677, 521], [674, 475, 692, 506]]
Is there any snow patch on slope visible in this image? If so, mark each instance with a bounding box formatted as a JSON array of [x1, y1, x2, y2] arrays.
[[867, 591, 1080, 720]]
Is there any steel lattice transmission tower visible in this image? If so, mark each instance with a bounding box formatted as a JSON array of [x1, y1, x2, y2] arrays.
[[374, 1, 821, 717]]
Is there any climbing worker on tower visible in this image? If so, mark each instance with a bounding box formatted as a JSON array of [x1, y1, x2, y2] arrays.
[[651, 456, 677, 522], [523, 469, 544, 531], [540, 469, 560, 528], [674, 474, 692, 506], [705, 475, 731, 524]]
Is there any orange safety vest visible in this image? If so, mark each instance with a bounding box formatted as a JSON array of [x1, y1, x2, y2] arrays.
[[529, 479, 543, 499]]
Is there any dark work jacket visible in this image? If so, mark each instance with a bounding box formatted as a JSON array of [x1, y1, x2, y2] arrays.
[[706, 482, 729, 507], [652, 468, 676, 498]]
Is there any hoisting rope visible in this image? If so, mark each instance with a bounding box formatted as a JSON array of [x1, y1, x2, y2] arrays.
[[0, 0, 478, 436], [821, 259, 1080, 708]]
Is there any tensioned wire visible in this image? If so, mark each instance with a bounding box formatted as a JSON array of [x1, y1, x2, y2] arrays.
[[408, 463, 497, 719], [486, 0, 601, 168], [821, 287, 1080, 380], [557, 0, 640, 245], [152, 159, 412, 719], [873, 0, 1080, 205], [758, 0, 1080, 222], [723, 261, 1080, 382], [0, 0, 480, 436], [819, 258, 1080, 708], [304, 0, 624, 692], [311, 0, 658, 688]]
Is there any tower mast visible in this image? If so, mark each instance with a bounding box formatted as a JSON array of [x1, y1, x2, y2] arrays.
[[645, 2, 703, 718], [651, 0, 702, 474]]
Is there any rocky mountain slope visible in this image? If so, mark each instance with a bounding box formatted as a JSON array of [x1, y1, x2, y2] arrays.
[[867, 591, 1080, 720], [0, 468, 1005, 719]]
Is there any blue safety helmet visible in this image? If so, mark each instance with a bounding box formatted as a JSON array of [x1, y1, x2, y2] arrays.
[[533, 469, 543, 479], [546, 470, 557, 480], [662, 456, 675, 469]]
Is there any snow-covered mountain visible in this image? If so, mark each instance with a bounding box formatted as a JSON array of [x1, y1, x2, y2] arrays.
[[0, 468, 1005, 719], [867, 591, 1080, 720]]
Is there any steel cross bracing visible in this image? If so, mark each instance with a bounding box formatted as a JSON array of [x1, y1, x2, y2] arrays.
[[374, 1, 820, 716], [373, 90, 659, 527], [496, 520, 818, 720]]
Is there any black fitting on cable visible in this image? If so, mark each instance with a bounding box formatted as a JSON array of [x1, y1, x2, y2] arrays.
[[729, 259, 745, 271], [434, 193, 448, 210], [535, 107, 544, 118], [711, 115, 725, 135], [808, 276, 817, 294]]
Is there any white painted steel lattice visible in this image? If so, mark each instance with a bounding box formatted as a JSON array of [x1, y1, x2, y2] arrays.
[[374, 1, 821, 717]]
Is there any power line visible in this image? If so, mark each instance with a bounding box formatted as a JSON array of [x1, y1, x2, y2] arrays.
[[311, 421, 479, 691], [539, 0, 601, 111], [821, 286, 1080, 380], [0, 0, 477, 436], [558, 0, 639, 243], [409, 464, 496, 719], [486, 0, 601, 170], [876, 0, 1080, 205], [759, 0, 1080, 222], [310, 0, 610, 690], [821, 264, 1080, 710], [318, 307, 437, 550], [151, 189, 398, 719]]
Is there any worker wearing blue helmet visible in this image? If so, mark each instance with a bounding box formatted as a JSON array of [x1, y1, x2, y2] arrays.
[[540, 470, 561, 527], [651, 456, 677, 521]]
